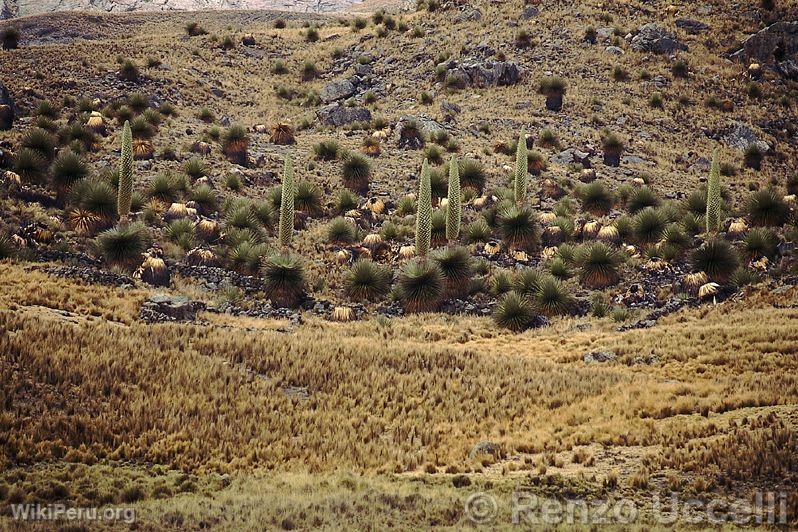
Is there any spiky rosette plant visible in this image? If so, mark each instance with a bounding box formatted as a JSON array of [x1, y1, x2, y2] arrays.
[[432, 246, 472, 299], [341, 152, 371, 195], [95, 222, 150, 268], [262, 253, 306, 308], [575, 242, 622, 289], [415, 159, 433, 257], [396, 258, 444, 313], [326, 217, 357, 243], [494, 291, 537, 332], [578, 181, 614, 216], [498, 205, 540, 251], [690, 238, 740, 283], [222, 124, 249, 166], [278, 156, 295, 248], [117, 120, 133, 224], [742, 227, 778, 259], [514, 128, 528, 205], [705, 150, 722, 233], [446, 155, 461, 242], [534, 275, 575, 317], [513, 268, 546, 297], [345, 260, 392, 301], [747, 188, 788, 227], [633, 207, 667, 244]]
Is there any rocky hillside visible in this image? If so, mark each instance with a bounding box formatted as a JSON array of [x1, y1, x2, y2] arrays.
[[1, 0, 384, 19]]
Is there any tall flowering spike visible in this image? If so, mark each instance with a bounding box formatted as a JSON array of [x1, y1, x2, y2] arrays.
[[514, 128, 528, 206], [706, 149, 722, 234], [278, 155, 295, 248], [415, 158, 432, 257], [117, 120, 133, 223], [446, 155, 461, 242]]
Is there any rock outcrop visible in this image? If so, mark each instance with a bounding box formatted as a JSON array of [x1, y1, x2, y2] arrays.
[[631, 23, 688, 54], [437, 58, 522, 88], [732, 22, 798, 80], [316, 103, 371, 127]]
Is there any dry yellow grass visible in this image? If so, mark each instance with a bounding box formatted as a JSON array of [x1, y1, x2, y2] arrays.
[[1, 261, 796, 527]]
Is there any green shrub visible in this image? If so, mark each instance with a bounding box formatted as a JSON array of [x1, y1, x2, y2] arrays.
[[627, 187, 659, 213], [497, 206, 540, 250], [335, 188, 359, 214], [690, 238, 740, 282], [575, 242, 622, 288], [578, 181, 614, 216], [633, 207, 667, 243], [229, 241, 269, 273], [95, 223, 150, 267], [70, 178, 117, 220], [432, 246, 472, 298], [494, 291, 537, 331], [21, 127, 56, 159], [184, 158, 206, 179], [262, 253, 306, 307], [51, 151, 90, 190], [742, 227, 778, 258], [396, 258, 444, 312], [327, 217, 358, 243], [534, 275, 575, 316], [464, 218, 492, 244], [313, 140, 340, 160], [342, 152, 371, 194], [345, 260, 392, 301], [746, 188, 788, 227]]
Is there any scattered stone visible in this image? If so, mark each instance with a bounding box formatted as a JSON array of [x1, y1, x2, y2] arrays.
[[583, 351, 617, 363], [140, 294, 206, 323], [633, 354, 661, 365], [521, 6, 539, 19], [675, 18, 709, 34], [553, 148, 593, 168], [631, 23, 688, 54], [605, 46, 624, 55], [316, 103, 371, 127], [454, 6, 481, 22], [42, 265, 133, 287]]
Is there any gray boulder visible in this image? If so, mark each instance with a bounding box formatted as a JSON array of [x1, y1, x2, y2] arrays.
[[583, 351, 616, 364], [631, 23, 688, 54], [316, 103, 371, 127], [439, 58, 522, 88], [521, 6, 539, 19], [319, 78, 357, 104], [140, 294, 205, 323], [732, 22, 798, 80], [720, 122, 770, 152]]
